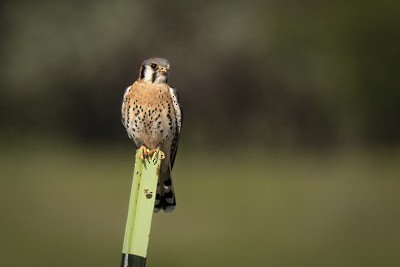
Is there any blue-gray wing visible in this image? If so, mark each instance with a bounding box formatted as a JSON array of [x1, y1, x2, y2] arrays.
[[121, 86, 131, 127], [168, 87, 183, 169]]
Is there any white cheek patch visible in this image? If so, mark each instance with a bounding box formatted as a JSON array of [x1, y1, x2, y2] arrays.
[[142, 66, 154, 82], [141, 65, 168, 84]]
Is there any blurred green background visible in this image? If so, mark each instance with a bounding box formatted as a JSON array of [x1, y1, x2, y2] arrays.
[[1, 1, 400, 266]]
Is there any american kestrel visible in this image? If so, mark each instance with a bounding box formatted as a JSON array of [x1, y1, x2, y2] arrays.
[[121, 58, 183, 212]]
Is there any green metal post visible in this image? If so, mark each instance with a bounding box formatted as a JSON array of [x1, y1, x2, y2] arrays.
[[121, 150, 163, 267]]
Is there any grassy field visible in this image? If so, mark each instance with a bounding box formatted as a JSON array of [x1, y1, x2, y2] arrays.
[[1, 140, 400, 267]]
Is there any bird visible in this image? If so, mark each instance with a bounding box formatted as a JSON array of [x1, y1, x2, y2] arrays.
[[121, 57, 183, 212]]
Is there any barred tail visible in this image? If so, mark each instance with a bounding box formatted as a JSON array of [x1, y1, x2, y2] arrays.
[[154, 170, 176, 213]]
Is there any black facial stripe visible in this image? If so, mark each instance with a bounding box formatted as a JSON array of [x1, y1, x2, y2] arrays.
[[152, 72, 156, 83], [139, 65, 145, 79]]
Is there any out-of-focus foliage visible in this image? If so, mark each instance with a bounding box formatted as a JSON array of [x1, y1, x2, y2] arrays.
[[1, 0, 399, 147], [1, 141, 400, 267]]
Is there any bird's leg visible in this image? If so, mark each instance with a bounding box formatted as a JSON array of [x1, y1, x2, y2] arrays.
[[137, 145, 148, 161], [147, 146, 165, 161]]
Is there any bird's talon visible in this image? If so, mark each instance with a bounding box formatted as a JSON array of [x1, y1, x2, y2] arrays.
[[148, 148, 165, 162], [137, 145, 148, 161]]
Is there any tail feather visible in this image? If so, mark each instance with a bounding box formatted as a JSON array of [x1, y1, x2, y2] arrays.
[[154, 170, 176, 213], [154, 182, 162, 213]]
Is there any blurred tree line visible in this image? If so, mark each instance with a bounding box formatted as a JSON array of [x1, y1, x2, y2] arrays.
[[1, 0, 399, 148]]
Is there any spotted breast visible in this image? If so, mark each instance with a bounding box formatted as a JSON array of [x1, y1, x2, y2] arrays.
[[122, 81, 176, 150]]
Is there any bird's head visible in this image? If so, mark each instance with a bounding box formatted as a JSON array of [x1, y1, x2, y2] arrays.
[[138, 57, 170, 84]]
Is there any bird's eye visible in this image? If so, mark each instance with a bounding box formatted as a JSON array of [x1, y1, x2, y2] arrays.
[[150, 63, 157, 69]]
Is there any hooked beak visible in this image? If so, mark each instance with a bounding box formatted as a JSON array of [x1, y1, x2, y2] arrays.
[[159, 67, 168, 75]]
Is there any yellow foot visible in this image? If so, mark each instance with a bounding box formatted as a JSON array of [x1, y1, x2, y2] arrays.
[[148, 148, 165, 162], [137, 145, 148, 161]]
